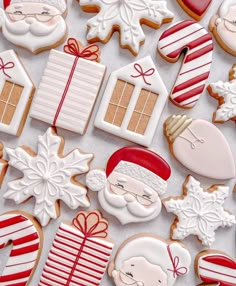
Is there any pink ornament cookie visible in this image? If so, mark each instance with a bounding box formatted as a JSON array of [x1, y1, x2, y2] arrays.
[[158, 20, 213, 108], [108, 234, 191, 286], [177, 0, 212, 21], [30, 38, 106, 135], [0, 50, 35, 136], [86, 146, 171, 225], [94, 56, 168, 146], [0, 0, 67, 53], [163, 176, 236, 247], [209, 0, 236, 56], [79, 0, 174, 56], [195, 250, 236, 286], [164, 114, 235, 180], [0, 210, 43, 285], [0, 143, 8, 187], [4, 127, 93, 226], [39, 210, 114, 286]]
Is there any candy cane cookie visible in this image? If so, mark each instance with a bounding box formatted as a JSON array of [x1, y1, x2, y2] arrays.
[[0, 211, 43, 285], [158, 20, 214, 108]]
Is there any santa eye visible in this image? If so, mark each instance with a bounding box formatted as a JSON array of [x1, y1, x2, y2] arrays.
[[158, 280, 162, 284], [143, 194, 151, 200], [41, 11, 50, 14], [14, 10, 23, 14], [115, 183, 124, 188], [126, 272, 133, 278]]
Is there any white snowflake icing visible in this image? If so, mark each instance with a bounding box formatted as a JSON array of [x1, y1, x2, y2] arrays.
[[209, 80, 236, 122], [80, 0, 174, 54], [4, 127, 93, 226], [163, 176, 236, 247]]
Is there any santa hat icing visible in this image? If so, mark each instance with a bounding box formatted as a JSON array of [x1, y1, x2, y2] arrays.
[[219, 0, 236, 17], [114, 236, 191, 286], [4, 0, 66, 12]]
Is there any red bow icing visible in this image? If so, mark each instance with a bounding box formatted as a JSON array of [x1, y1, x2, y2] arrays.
[[73, 211, 109, 238], [0, 57, 14, 78], [167, 245, 188, 278], [64, 38, 99, 61], [131, 63, 155, 86]]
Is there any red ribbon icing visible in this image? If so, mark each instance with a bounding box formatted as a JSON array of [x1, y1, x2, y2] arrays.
[[167, 244, 188, 278], [73, 211, 108, 238], [131, 63, 155, 86], [0, 57, 14, 78]]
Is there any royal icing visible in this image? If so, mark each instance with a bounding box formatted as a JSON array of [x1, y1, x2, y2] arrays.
[[86, 146, 171, 225], [4, 127, 93, 226], [0, 143, 8, 187], [94, 56, 168, 147], [0, 50, 35, 136], [208, 65, 236, 123], [177, 0, 212, 20], [163, 176, 236, 247], [39, 211, 114, 286], [0, 0, 67, 53], [30, 39, 106, 135], [164, 114, 236, 180], [196, 251, 236, 285], [0, 211, 42, 285], [79, 0, 174, 55], [158, 20, 213, 108], [109, 234, 191, 286]]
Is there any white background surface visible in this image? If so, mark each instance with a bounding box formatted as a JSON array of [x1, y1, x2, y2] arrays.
[[0, 0, 236, 285]]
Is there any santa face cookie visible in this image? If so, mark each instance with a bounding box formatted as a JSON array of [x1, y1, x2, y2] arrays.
[[0, 0, 67, 53], [163, 176, 236, 247], [86, 146, 171, 225], [209, 0, 236, 56], [164, 114, 236, 180], [4, 127, 93, 226], [208, 64, 236, 123], [0, 143, 8, 186], [108, 234, 191, 286], [79, 0, 174, 56], [177, 0, 212, 21]]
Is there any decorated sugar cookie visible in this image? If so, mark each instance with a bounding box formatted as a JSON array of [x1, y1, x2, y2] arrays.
[[209, 0, 236, 56], [208, 64, 236, 123], [0, 0, 67, 53], [0, 143, 8, 186], [108, 234, 191, 286], [39, 211, 114, 286], [196, 250, 236, 285], [94, 56, 168, 146], [164, 114, 236, 180], [158, 20, 213, 108], [4, 127, 93, 226], [79, 0, 174, 56], [163, 176, 236, 247], [0, 210, 43, 285], [86, 146, 171, 225], [0, 50, 35, 136], [177, 0, 212, 21]]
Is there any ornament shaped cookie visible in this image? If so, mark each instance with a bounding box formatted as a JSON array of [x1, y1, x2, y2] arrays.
[[208, 64, 236, 123], [163, 176, 236, 247], [158, 20, 213, 108], [79, 0, 174, 56], [39, 211, 114, 286], [0, 143, 8, 186], [108, 233, 191, 286], [0, 0, 67, 54], [94, 56, 168, 146], [164, 114, 236, 180], [0, 50, 35, 136], [86, 146, 171, 225], [209, 0, 236, 57], [196, 250, 236, 285], [4, 127, 93, 226], [177, 0, 212, 21], [30, 38, 106, 135], [0, 211, 43, 285]]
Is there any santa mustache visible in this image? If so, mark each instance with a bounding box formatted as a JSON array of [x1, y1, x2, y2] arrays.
[[4, 15, 58, 36]]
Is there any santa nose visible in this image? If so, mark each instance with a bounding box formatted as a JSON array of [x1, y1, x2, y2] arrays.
[[25, 17, 36, 24], [136, 282, 144, 286]]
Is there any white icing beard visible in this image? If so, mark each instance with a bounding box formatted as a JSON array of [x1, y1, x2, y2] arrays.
[[99, 185, 161, 224], [216, 18, 236, 51], [1, 12, 66, 52]]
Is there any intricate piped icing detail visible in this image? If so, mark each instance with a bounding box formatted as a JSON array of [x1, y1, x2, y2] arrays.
[[4, 127, 93, 226], [163, 176, 236, 247]]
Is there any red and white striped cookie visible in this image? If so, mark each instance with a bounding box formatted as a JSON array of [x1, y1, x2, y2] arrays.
[[0, 211, 43, 285], [196, 250, 236, 285], [158, 20, 213, 108]]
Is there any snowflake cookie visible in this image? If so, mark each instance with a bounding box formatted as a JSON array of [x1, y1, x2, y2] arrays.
[[79, 0, 174, 56], [4, 127, 93, 226], [163, 176, 236, 247], [208, 64, 236, 123]]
